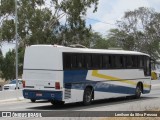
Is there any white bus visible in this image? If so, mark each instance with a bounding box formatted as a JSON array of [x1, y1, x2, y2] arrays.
[[22, 45, 151, 105]]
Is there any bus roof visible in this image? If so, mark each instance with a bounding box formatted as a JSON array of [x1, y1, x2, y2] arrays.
[[30, 45, 150, 57]]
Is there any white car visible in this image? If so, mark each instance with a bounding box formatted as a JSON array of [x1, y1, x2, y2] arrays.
[[3, 79, 23, 90]]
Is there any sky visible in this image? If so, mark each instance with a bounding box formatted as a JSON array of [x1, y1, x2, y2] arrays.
[[1, 0, 160, 55], [86, 0, 160, 34]]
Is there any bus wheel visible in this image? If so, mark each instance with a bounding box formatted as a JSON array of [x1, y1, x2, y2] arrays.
[[83, 87, 92, 105], [30, 99, 36, 102], [51, 100, 64, 106], [134, 85, 142, 99]]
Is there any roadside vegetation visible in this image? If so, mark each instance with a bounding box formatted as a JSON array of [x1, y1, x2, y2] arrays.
[[0, 0, 160, 80]]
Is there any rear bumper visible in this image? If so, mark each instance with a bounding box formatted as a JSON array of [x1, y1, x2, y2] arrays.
[[23, 89, 62, 101]]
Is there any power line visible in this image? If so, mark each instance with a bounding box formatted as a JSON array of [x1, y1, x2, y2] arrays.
[[86, 17, 116, 26], [45, 1, 116, 26]]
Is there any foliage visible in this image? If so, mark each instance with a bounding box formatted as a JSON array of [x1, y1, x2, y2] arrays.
[[0, 0, 99, 46], [0, 47, 24, 80], [107, 28, 135, 50], [1, 49, 15, 80], [53, 0, 99, 45], [90, 32, 108, 49], [114, 7, 160, 59], [0, 50, 3, 74]]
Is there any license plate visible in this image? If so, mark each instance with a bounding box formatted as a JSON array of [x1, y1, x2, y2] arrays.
[[36, 93, 42, 96]]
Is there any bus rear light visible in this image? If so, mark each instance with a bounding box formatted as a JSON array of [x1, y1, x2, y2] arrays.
[[22, 80, 25, 88], [55, 82, 60, 89]]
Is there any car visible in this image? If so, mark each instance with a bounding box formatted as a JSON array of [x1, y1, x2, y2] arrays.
[[3, 79, 23, 90]]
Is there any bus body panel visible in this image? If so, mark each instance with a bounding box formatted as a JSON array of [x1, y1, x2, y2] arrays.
[[23, 45, 64, 101], [23, 90, 63, 101], [23, 70, 63, 90], [23, 45, 63, 70], [63, 69, 151, 102]]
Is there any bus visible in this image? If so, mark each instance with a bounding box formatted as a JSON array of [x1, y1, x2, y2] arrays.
[[22, 45, 151, 106]]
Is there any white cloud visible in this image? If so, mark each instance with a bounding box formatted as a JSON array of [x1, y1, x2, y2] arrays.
[[86, 0, 160, 35]]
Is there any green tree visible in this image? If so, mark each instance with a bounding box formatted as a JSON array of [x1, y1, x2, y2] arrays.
[[90, 32, 108, 49], [107, 29, 135, 50], [0, 0, 99, 46], [0, 50, 3, 77], [0, 47, 24, 80], [53, 0, 98, 45], [109, 7, 160, 59], [1, 49, 15, 80]]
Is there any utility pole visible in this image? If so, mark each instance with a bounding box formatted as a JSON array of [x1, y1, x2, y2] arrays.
[[15, 0, 18, 89]]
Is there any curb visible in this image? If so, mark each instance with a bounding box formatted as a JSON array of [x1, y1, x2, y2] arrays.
[[0, 97, 24, 103]]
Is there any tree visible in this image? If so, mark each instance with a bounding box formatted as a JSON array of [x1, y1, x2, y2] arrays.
[[0, 46, 25, 80], [90, 32, 108, 49], [1, 49, 15, 80], [53, 0, 98, 45], [107, 29, 135, 50], [110, 7, 160, 59], [0, 50, 3, 77], [0, 0, 99, 46]]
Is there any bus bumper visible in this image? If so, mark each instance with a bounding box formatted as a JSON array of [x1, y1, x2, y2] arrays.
[[23, 89, 62, 101], [143, 85, 151, 94]]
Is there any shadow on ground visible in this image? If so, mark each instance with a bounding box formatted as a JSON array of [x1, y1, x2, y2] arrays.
[[27, 96, 158, 111]]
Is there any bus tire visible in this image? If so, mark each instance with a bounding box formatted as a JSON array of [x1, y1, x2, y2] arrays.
[[134, 84, 142, 99], [83, 87, 92, 106], [30, 99, 36, 102]]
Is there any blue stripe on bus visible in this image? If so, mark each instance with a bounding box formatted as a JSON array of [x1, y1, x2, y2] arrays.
[[68, 82, 135, 94], [143, 90, 150, 94], [64, 70, 88, 83], [71, 83, 150, 94], [95, 82, 134, 94], [23, 90, 62, 101]]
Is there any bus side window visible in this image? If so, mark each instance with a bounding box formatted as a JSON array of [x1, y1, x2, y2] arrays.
[[110, 56, 115, 68], [102, 55, 109, 69], [144, 56, 151, 76], [77, 54, 84, 69], [138, 56, 144, 68], [126, 56, 133, 68], [71, 54, 77, 69], [147, 58, 151, 76], [92, 54, 102, 69], [132, 56, 138, 68], [63, 53, 72, 70], [85, 54, 92, 69], [122, 56, 127, 68], [115, 56, 123, 68]]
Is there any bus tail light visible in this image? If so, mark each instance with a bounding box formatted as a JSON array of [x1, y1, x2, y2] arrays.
[[22, 80, 25, 88], [55, 82, 60, 89]]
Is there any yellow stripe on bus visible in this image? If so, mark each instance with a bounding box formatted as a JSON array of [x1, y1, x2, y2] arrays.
[[91, 70, 150, 88]]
